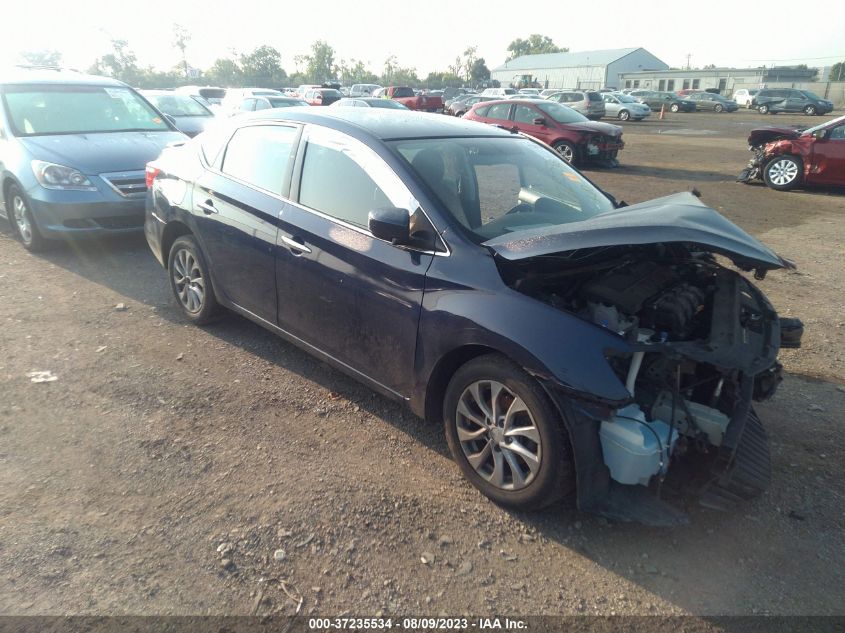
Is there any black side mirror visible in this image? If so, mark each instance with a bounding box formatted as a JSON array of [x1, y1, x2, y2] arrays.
[[533, 117, 546, 126], [369, 207, 410, 244]]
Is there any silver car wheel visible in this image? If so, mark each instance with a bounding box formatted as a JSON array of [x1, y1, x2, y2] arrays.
[[455, 380, 541, 491], [12, 195, 32, 245], [555, 143, 574, 163], [172, 248, 205, 313], [767, 158, 799, 186]]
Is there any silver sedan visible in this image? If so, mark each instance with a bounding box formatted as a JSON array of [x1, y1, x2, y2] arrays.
[[602, 93, 651, 121]]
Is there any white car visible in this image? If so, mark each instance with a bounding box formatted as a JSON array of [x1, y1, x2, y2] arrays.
[[518, 88, 540, 96], [602, 93, 651, 121], [220, 88, 283, 115], [733, 89, 760, 109]]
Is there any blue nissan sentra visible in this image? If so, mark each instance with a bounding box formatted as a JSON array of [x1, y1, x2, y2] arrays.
[[0, 68, 186, 250]]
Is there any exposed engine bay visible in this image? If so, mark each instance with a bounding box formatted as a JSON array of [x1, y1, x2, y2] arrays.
[[498, 242, 803, 518]]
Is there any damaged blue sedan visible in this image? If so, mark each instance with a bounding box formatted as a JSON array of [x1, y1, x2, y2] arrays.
[[145, 108, 801, 524]]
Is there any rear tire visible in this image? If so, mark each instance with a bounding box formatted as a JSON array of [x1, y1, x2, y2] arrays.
[[7, 185, 47, 252], [167, 235, 219, 324], [758, 104, 770, 114], [763, 155, 802, 191], [443, 354, 575, 511]]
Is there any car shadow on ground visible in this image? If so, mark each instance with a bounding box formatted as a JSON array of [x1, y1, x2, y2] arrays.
[[619, 164, 734, 183]]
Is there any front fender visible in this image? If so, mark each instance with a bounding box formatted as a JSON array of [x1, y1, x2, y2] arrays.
[[414, 250, 632, 415]]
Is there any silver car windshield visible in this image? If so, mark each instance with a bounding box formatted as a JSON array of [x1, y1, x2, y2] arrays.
[[390, 136, 614, 242], [4, 84, 171, 136]]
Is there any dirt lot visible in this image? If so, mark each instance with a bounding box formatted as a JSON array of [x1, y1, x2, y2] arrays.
[[0, 110, 843, 619]]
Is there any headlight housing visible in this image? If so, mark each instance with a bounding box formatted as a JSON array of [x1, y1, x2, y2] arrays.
[[31, 160, 97, 191]]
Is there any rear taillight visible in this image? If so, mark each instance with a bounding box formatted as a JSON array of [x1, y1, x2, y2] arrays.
[[145, 164, 161, 188]]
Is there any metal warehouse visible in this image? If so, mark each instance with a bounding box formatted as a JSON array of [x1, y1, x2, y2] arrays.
[[491, 47, 669, 91], [618, 66, 820, 95]]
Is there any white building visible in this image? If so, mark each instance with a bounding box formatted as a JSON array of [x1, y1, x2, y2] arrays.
[[491, 47, 669, 91]]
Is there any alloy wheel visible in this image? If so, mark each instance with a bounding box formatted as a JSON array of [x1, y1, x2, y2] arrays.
[[555, 143, 574, 163], [619, 110, 630, 121], [455, 380, 541, 491], [767, 158, 799, 186], [172, 248, 205, 313], [12, 195, 32, 245]]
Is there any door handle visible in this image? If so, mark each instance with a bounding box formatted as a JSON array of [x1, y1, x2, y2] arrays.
[[198, 200, 217, 214], [280, 234, 312, 255]]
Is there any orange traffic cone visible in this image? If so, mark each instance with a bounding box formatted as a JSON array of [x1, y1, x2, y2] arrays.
[[659, 104, 665, 120]]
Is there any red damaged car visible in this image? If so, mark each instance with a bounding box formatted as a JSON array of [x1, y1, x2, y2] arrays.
[[738, 115, 845, 191], [464, 99, 624, 167]]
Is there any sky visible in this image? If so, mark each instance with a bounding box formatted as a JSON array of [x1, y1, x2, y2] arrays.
[[3, 0, 843, 78]]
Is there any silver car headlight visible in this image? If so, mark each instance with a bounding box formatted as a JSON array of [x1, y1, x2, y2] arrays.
[[31, 160, 97, 191]]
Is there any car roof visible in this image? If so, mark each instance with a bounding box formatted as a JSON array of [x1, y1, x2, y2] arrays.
[[241, 107, 512, 141], [0, 68, 129, 87]]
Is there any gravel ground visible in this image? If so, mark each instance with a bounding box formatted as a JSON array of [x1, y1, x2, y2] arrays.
[[0, 110, 843, 619]]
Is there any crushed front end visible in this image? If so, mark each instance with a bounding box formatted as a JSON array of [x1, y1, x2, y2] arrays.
[[498, 239, 802, 524]]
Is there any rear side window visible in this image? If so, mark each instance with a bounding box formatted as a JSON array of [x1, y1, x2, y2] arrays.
[[485, 103, 512, 121], [221, 125, 297, 194], [587, 92, 601, 102]]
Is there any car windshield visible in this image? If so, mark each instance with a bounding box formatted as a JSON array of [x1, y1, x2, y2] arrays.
[[801, 114, 845, 136], [267, 98, 307, 107], [366, 99, 408, 109], [615, 94, 637, 103], [4, 84, 171, 136], [534, 101, 589, 124], [391, 136, 614, 242], [146, 93, 212, 117]]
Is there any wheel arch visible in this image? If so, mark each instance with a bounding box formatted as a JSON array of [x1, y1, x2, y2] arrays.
[[423, 344, 501, 424], [160, 221, 194, 269]]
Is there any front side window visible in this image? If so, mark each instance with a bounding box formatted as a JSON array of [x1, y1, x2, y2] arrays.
[[535, 101, 589, 124], [392, 137, 614, 240], [513, 105, 539, 124], [829, 124, 845, 140], [221, 125, 297, 194], [298, 128, 415, 230], [3, 84, 170, 136]]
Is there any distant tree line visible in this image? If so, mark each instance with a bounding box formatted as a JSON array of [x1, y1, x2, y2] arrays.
[[17, 32, 576, 89]]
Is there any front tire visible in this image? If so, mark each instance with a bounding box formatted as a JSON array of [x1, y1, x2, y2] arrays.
[[714, 104, 724, 113], [804, 105, 817, 116], [443, 354, 575, 511], [670, 103, 680, 113], [763, 155, 802, 191], [7, 185, 47, 252], [618, 109, 630, 121], [552, 141, 578, 166], [167, 235, 219, 324]]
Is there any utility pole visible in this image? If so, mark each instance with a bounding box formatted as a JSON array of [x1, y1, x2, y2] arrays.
[[686, 53, 692, 70]]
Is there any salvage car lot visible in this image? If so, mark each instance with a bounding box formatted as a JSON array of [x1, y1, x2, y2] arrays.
[[0, 110, 843, 618]]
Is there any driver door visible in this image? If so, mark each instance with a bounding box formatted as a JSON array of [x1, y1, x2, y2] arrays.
[[808, 123, 845, 185]]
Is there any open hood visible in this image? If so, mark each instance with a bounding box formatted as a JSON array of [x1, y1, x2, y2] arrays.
[[747, 126, 802, 146], [484, 192, 792, 272]]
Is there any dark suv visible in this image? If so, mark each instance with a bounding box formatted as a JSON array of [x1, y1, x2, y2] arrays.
[[0, 68, 186, 250], [754, 88, 834, 116]]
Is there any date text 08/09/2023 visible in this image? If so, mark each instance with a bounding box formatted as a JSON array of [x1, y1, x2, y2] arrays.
[[308, 617, 527, 630]]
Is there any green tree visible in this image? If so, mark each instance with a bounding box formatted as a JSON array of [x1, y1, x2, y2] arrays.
[[173, 23, 191, 79], [506, 35, 566, 61], [89, 39, 141, 85], [239, 45, 287, 87], [423, 71, 463, 88], [206, 57, 242, 87], [20, 49, 62, 67], [469, 58, 491, 85], [831, 61, 845, 81], [336, 59, 379, 85], [299, 40, 336, 83], [381, 55, 420, 87]]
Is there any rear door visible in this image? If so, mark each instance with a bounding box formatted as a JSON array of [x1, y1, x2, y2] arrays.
[[276, 125, 436, 397], [193, 123, 299, 322]]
